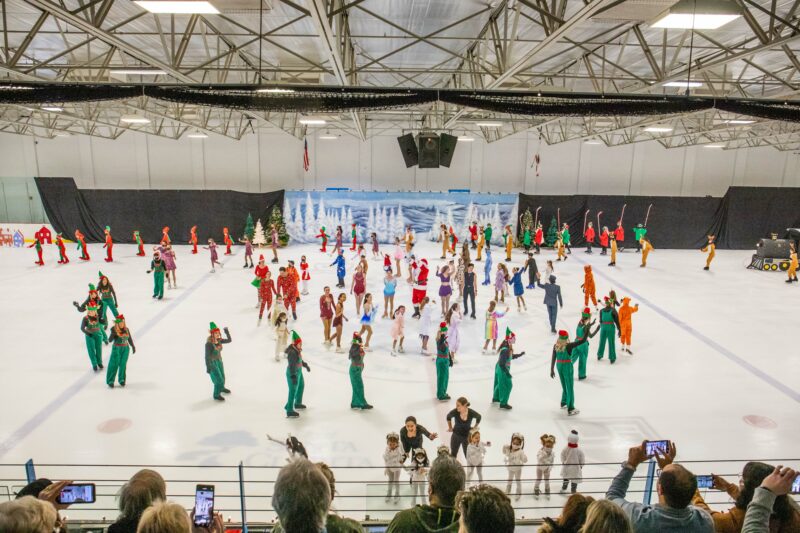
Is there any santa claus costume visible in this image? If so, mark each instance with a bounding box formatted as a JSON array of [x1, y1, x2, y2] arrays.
[[300, 256, 311, 295], [75, 229, 89, 260], [189, 225, 199, 254], [411, 258, 429, 319], [584, 222, 595, 254], [103, 226, 113, 262], [223, 227, 233, 255], [56, 233, 69, 264], [161, 226, 171, 245]]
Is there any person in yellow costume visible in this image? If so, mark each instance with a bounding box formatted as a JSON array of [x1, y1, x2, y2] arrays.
[[618, 297, 639, 354], [702, 235, 716, 271], [608, 233, 617, 267], [556, 234, 566, 262], [504, 225, 514, 262], [476, 226, 485, 261], [639, 237, 654, 267], [787, 242, 798, 283]]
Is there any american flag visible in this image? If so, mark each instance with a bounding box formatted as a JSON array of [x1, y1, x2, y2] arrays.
[[303, 137, 310, 172]]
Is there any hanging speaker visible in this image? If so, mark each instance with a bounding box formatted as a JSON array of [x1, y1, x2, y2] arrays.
[[418, 133, 440, 168], [439, 133, 458, 167], [397, 134, 419, 168]]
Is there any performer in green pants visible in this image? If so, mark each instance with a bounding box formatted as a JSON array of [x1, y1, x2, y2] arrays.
[[285, 331, 310, 418], [574, 308, 599, 380], [492, 328, 525, 409], [97, 271, 119, 323], [146, 251, 165, 300], [435, 322, 452, 401], [348, 332, 373, 410], [596, 297, 621, 363], [80, 303, 105, 371], [106, 315, 136, 388], [550, 330, 588, 416], [74, 284, 108, 343], [204, 322, 232, 401]]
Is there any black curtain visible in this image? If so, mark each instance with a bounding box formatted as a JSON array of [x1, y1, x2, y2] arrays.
[[35, 177, 284, 244]]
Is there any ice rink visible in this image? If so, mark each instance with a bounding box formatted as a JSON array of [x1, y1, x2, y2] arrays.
[[1, 240, 798, 520]]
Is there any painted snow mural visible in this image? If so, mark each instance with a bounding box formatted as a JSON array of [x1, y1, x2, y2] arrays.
[[284, 191, 518, 245]]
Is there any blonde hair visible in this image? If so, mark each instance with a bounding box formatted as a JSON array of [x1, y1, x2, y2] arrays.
[[580, 499, 633, 533], [136, 500, 192, 533], [118, 469, 166, 520], [0, 496, 57, 533]]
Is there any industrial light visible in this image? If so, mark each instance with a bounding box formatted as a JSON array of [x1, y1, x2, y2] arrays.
[[133, 1, 219, 13], [187, 131, 208, 138], [256, 88, 296, 93], [644, 126, 673, 132], [457, 136, 475, 142], [54, 132, 72, 137], [475, 122, 502, 127], [110, 69, 167, 75], [663, 81, 703, 88], [41, 106, 63, 112], [299, 119, 326, 125], [319, 131, 337, 139], [704, 144, 725, 148], [120, 114, 151, 124], [652, 0, 740, 29], [584, 139, 603, 145], [726, 119, 755, 124]]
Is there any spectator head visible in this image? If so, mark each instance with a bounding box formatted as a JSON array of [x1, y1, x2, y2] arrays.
[[136, 500, 191, 533], [736, 461, 794, 521], [0, 496, 58, 533], [581, 499, 633, 533], [118, 469, 167, 521], [315, 462, 336, 503], [15, 479, 53, 499], [456, 484, 514, 533], [427, 455, 466, 507], [541, 493, 594, 533], [272, 458, 331, 533], [657, 464, 697, 509]]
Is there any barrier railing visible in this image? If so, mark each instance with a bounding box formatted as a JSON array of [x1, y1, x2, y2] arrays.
[[2, 458, 798, 529]]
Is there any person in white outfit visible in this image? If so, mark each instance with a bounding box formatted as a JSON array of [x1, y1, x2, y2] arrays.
[[408, 448, 429, 504], [383, 432, 405, 503], [274, 312, 289, 362], [503, 432, 528, 500], [418, 297, 435, 355], [560, 429, 585, 494], [535, 434, 556, 499], [466, 428, 490, 483]]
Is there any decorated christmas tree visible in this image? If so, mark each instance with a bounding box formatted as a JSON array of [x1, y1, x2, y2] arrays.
[[268, 205, 290, 246], [253, 218, 267, 247], [243, 213, 255, 241], [545, 216, 559, 247], [520, 208, 533, 245]]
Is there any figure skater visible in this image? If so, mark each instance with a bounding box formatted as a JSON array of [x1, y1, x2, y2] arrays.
[[160, 226, 171, 245], [597, 296, 621, 363], [146, 250, 165, 300], [503, 433, 527, 500], [80, 303, 105, 371], [534, 434, 556, 499], [205, 322, 232, 401], [55, 232, 69, 264], [275, 313, 291, 363], [277, 267, 299, 321], [404, 226, 415, 254], [239, 236, 254, 268], [286, 260, 301, 302], [411, 258, 430, 319], [584, 222, 595, 253], [254, 254, 270, 304], [608, 232, 618, 266], [582, 265, 598, 308], [494, 263, 507, 302], [418, 296, 434, 355], [537, 274, 563, 334], [351, 263, 366, 315], [445, 303, 461, 362], [348, 332, 373, 410], [618, 297, 639, 354], [393, 237, 404, 275], [702, 235, 716, 270], [439, 224, 449, 259], [560, 430, 584, 494], [319, 286, 334, 346], [359, 293, 378, 350], [300, 255, 310, 295], [556, 232, 567, 262], [370, 232, 380, 259], [484, 223, 493, 250], [476, 225, 485, 261], [482, 300, 509, 353], [28, 233, 44, 266], [350, 223, 358, 251], [96, 272, 119, 334], [204, 239, 223, 272], [258, 270, 277, 325], [550, 330, 588, 416], [466, 429, 490, 483], [574, 308, 599, 380], [133, 230, 145, 257], [155, 242, 177, 289], [787, 242, 798, 283], [284, 331, 310, 418], [332, 293, 348, 352], [106, 315, 136, 388], [315, 227, 330, 252], [331, 249, 346, 288], [384, 432, 405, 503], [469, 221, 478, 249], [521, 224, 532, 254], [408, 448, 429, 505], [482, 247, 493, 286], [390, 305, 406, 356], [599, 225, 609, 255], [463, 263, 477, 319], [269, 224, 280, 263], [492, 328, 524, 409], [534, 222, 544, 254], [445, 396, 480, 459], [639, 237, 654, 267], [504, 225, 514, 261], [189, 225, 198, 254], [103, 225, 113, 262], [75, 229, 89, 260], [525, 252, 538, 289], [436, 264, 452, 316], [435, 322, 452, 400], [561, 223, 572, 254], [510, 265, 528, 312]]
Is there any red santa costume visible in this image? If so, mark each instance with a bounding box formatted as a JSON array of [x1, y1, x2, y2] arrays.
[[412, 258, 429, 318], [300, 257, 311, 295], [103, 226, 113, 262], [161, 226, 171, 245], [614, 223, 625, 248], [469, 223, 478, 249], [190, 225, 198, 254], [223, 227, 233, 255], [584, 224, 596, 254]]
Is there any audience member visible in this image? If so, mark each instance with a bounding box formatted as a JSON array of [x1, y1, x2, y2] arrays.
[[456, 484, 514, 533], [606, 441, 713, 533], [693, 461, 800, 533], [537, 493, 594, 533], [581, 499, 633, 533], [0, 496, 58, 533], [109, 469, 167, 533], [742, 466, 799, 533], [15, 479, 54, 499], [136, 500, 192, 533], [272, 458, 332, 533], [386, 454, 466, 533]]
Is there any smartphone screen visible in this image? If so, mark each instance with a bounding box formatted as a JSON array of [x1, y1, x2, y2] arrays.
[[193, 485, 215, 527], [697, 475, 713, 489], [644, 440, 670, 458], [56, 483, 96, 504], [792, 474, 800, 494]]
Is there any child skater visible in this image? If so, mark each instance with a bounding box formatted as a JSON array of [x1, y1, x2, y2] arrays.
[[545, 259, 555, 279], [702, 234, 716, 271], [382, 267, 397, 318], [204, 239, 223, 273], [331, 249, 346, 288], [599, 225, 609, 255], [300, 255, 310, 295], [332, 293, 348, 353], [384, 432, 405, 503], [436, 264, 453, 316], [618, 297, 639, 354], [408, 448, 429, 505], [239, 236, 254, 268], [482, 247, 493, 286], [445, 303, 461, 363], [510, 265, 528, 312], [390, 305, 406, 356], [274, 311, 289, 362], [418, 296, 434, 355], [503, 433, 527, 500], [257, 270, 277, 326], [359, 293, 378, 350], [393, 237, 404, 275], [269, 224, 280, 263], [371, 232, 380, 260], [482, 300, 509, 353], [494, 263, 507, 303], [466, 428, 490, 483], [146, 250, 165, 300], [560, 430, 584, 495], [534, 434, 556, 499]]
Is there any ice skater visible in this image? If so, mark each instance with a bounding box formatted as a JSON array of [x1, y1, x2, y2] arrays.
[[56, 232, 69, 264], [205, 322, 231, 401], [284, 331, 310, 418], [462, 263, 477, 319], [521, 223, 532, 254], [408, 448, 429, 505], [238, 236, 254, 268], [436, 264, 453, 316], [534, 434, 556, 499], [476, 225, 485, 261], [534, 222, 543, 254], [351, 264, 366, 315], [482, 247, 493, 286], [584, 222, 595, 254], [390, 305, 406, 356], [204, 239, 223, 272], [503, 225, 514, 261], [492, 327, 524, 409], [549, 330, 588, 416], [315, 226, 330, 253], [561, 223, 572, 254], [370, 232, 380, 260], [28, 233, 44, 266], [597, 296, 621, 363], [574, 308, 599, 380], [466, 429, 490, 483], [537, 274, 563, 333], [300, 255, 310, 295], [599, 226, 609, 255], [382, 267, 397, 318], [392, 237, 404, 275], [270, 223, 280, 263], [319, 286, 334, 345], [350, 223, 358, 251], [618, 297, 639, 354], [155, 242, 177, 288], [358, 293, 377, 350], [161, 226, 171, 245], [494, 263, 508, 303], [75, 229, 89, 260], [97, 271, 119, 327], [348, 332, 373, 410], [503, 433, 527, 500], [103, 226, 113, 262], [560, 430, 584, 494], [445, 303, 461, 362], [525, 253, 538, 289], [80, 302, 105, 371], [702, 235, 716, 270], [332, 293, 348, 352], [435, 322, 452, 401], [223, 227, 233, 255], [787, 243, 798, 283], [510, 265, 528, 312], [133, 230, 145, 256], [469, 221, 478, 250], [582, 265, 598, 307], [331, 249, 346, 288], [258, 271, 277, 325], [445, 397, 481, 459], [146, 251, 166, 300], [106, 315, 136, 388], [383, 432, 405, 503], [418, 297, 434, 355], [411, 258, 430, 319], [639, 237, 654, 267], [482, 300, 509, 353], [190, 225, 198, 254]]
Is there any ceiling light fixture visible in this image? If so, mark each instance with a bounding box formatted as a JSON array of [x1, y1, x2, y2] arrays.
[[319, 131, 337, 139], [256, 88, 296, 93], [41, 106, 63, 112], [704, 144, 725, 148], [663, 81, 703, 88], [299, 119, 326, 125], [187, 131, 208, 138], [133, 1, 219, 14], [652, 0, 740, 29], [584, 139, 603, 145], [644, 126, 673, 132], [120, 114, 151, 124], [457, 136, 475, 142], [725, 119, 755, 124], [110, 69, 167, 75], [475, 122, 502, 127], [54, 132, 72, 137]]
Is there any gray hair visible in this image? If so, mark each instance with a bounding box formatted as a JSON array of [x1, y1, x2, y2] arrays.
[[0, 496, 58, 533], [119, 469, 167, 520], [272, 458, 331, 533], [429, 455, 466, 507], [136, 500, 191, 533]]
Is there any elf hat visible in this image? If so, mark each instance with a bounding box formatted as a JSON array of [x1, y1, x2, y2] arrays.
[[98, 271, 108, 281], [582, 308, 591, 318], [291, 330, 302, 345], [505, 327, 515, 340], [133, 230, 139, 235], [105, 226, 111, 232], [439, 321, 448, 332], [420, 258, 428, 265], [259, 254, 265, 261], [209, 322, 220, 334], [115, 315, 125, 323], [351, 223, 356, 227], [558, 330, 569, 339], [88, 283, 97, 293], [568, 430, 579, 445], [604, 296, 611, 305], [352, 332, 363, 344]]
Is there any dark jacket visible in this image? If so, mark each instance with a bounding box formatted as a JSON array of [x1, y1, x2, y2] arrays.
[[386, 504, 460, 533]]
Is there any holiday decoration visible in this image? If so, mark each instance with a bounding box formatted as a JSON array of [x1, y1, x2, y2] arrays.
[[252, 218, 267, 247], [243, 213, 255, 241], [268, 206, 290, 246], [545, 216, 559, 247]]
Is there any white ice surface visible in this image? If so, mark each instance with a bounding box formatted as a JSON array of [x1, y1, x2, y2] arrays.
[[0, 242, 798, 522]]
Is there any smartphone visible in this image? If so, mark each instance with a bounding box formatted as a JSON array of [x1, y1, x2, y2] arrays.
[[193, 484, 215, 527], [792, 474, 800, 495], [56, 483, 96, 504], [697, 475, 713, 489], [644, 440, 670, 458]]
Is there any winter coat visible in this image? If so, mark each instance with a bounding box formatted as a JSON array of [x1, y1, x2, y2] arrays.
[[537, 447, 555, 473], [503, 445, 528, 471], [466, 442, 488, 467], [384, 446, 406, 475], [560, 446, 585, 482], [386, 504, 460, 533]]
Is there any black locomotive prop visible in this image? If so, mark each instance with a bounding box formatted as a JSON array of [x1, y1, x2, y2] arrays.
[[748, 230, 799, 271]]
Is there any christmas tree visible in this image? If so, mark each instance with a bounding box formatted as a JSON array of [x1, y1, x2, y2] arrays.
[[520, 208, 533, 245], [268, 205, 290, 246], [253, 218, 267, 247], [243, 213, 255, 241], [545, 216, 559, 247]]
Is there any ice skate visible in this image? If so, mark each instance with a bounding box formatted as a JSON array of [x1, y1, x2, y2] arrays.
[[568, 408, 580, 416], [534, 487, 540, 499]]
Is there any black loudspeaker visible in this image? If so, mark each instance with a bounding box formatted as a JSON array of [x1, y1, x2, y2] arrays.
[[756, 238, 790, 259], [418, 133, 440, 168], [397, 133, 418, 168], [439, 133, 458, 168]]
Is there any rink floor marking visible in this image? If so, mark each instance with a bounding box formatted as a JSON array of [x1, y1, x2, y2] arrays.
[[572, 255, 800, 404], [0, 253, 238, 459]]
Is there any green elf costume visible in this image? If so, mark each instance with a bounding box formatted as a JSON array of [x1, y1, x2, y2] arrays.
[[596, 297, 621, 363], [633, 224, 647, 252], [523, 227, 532, 252], [146, 251, 166, 299], [204, 322, 232, 401], [284, 331, 310, 418], [574, 307, 599, 380], [484, 224, 493, 249], [561, 224, 572, 253], [106, 315, 136, 388], [80, 303, 105, 371], [74, 284, 109, 343], [549, 330, 588, 416], [492, 328, 525, 409], [97, 271, 119, 324], [134, 230, 145, 256], [348, 332, 373, 410], [435, 322, 452, 401]]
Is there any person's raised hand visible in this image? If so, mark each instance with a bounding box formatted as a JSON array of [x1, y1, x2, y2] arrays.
[[430, 432, 439, 439], [627, 442, 647, 469], [38, 480, 73, 511], [760, 466, 798, 496], [654, 441, 677, 469], [711, 474, 732, 492]]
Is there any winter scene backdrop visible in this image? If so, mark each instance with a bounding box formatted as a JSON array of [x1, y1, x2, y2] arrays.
[[282, 191, 518, 245]]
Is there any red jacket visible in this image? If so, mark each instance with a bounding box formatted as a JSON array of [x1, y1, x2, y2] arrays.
[[255, 264, 270, 279], [417, 264, 429, 287], [584, 227, 596, 242], [599, 230, 609, 247], [614, 226, 625, 242], [277, 274, 298, 299], [535, 228, 544, 245], [469, 225, 478, 240]]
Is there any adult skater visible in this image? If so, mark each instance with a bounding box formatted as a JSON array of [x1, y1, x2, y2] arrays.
[[204, 239, 223, 272], [482, 247, 493, 286], [525, 252, 539, 289], [270, 224, 280, 263], [348, 332, 373, 410], [614, 221, 625, 251], [239, 236, 254, 268], [331, 249, 346, 288], [254, 254, 270, 301], [599, 226, 609, 255], [205, 322, 232, 401], [439, 224, 449, 259], [74, 284, 108, 342], [28, 233, 44, 266], [582, 265, 598, 308], [358, 293, 377, 350], [608, 232, 618, 267], [435, 322, 453, 401], [146, 250, 166, 300], [55, 232, 68, 264], [549, 330, 588, 416], [284, 331, 310, 418], [537, 274, 563, 333], [318, 286, 335, 346], [574, 308, 599, 380], [133, 230, 145, 256], [97, 271, 119, 324], [534, 221, 544, 254], [476, 225, 485, 261], [492, 328, 524, 409], [639, 237, 654, 267], [469, 221, 479, 249], [223, 227, 233, 255], [332, 293, 348, 352], [436, 264, 453, 316], [106, 315, 136, 388], [561, 224, 572, 254], [503, 225, 514, 261], [334, 225, 343, 255], [189, 225, 198, 254], [446, 303, 462, 361], [382, 267, 397, 318], [75, 229, 89, 260], [463, 263, 477, 319], [484, 223, 493, 250], [315, 226, 330, 252], [411, 258, 429, 319], [702, 235, 716, 271], [350, 263, 366, 315], [277, 267, 299, 320], [81, 303, 105, 371], [399, 416, 438, 454], [286, 260, 301, 300], [619, 297, 639, 354], [787, 242, 798, 283], [584, 222, 595, 253], [103, 226, 114, 262], [445, 397, 481, 459], [597, 297, 621, 364]]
